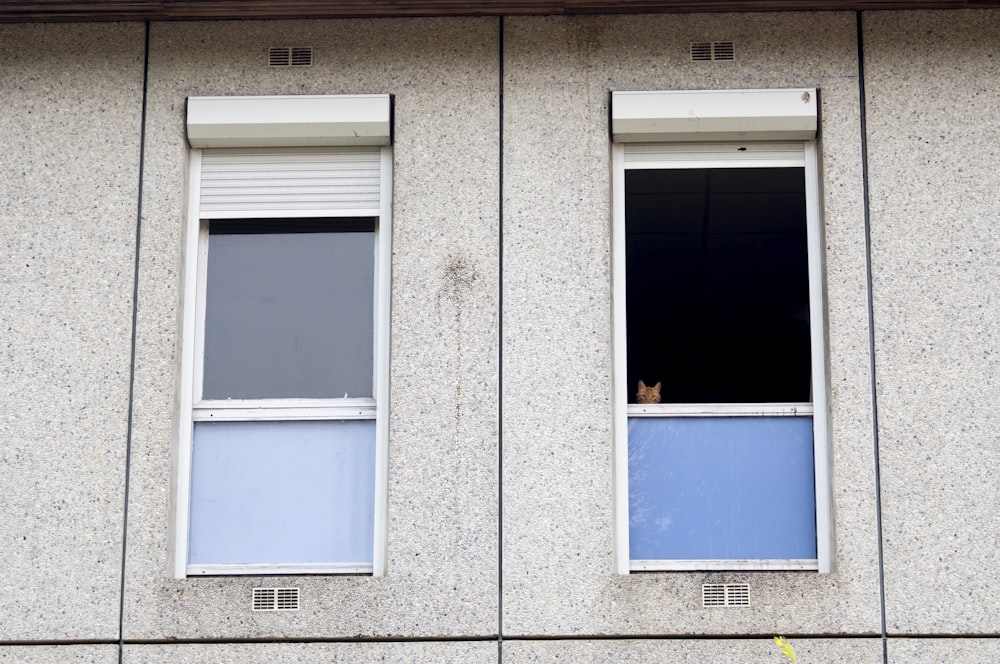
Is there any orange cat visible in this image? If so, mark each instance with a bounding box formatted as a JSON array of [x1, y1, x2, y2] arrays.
[[636, 380, 661, 404]]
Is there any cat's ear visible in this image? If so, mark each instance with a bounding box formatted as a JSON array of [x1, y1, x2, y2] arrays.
[[653, 382, 661, 390], [638, 380, 647, 390]]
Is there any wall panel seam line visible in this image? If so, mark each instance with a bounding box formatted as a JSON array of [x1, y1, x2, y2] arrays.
[[497, 14, 506, 661], [856, 11, 889, 662], [118, 19, 151, 664]]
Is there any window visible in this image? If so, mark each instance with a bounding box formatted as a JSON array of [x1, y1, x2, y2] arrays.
[[611, 90, 832, 573], [171, 96, 392, 577]]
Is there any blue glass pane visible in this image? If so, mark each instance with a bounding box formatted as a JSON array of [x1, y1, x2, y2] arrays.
[[189, 420, 375, 565], [628, 417, 816, 560]]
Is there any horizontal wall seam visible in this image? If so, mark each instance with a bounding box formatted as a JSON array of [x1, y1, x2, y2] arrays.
[[4, 634, 998, 647]]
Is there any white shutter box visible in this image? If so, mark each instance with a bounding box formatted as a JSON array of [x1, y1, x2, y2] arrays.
[[611, 89, 817, 143], [186, 94, 392, 148], [198, 148, 382, 218]]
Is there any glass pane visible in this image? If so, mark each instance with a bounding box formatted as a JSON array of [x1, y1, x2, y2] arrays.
[[628, 416, 816, 560], [202, 219, 375, 400], [188, 420, 375, 566], [625, 168, 810, 403]]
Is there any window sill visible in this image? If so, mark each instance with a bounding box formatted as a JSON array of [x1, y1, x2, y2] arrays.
[[187, 562, 374, 576], [193, 398, 376, 421], [627, 402, 813, 417], [630, 559, 819, 572]]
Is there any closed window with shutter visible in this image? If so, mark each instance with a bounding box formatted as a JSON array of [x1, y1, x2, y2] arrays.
[[172, 95, 392, 578]]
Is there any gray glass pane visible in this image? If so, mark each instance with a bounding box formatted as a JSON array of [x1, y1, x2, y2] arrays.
[[203, 219, 375, 399]]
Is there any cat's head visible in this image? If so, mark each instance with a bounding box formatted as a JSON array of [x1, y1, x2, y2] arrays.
[[636, 380, 661, 404]]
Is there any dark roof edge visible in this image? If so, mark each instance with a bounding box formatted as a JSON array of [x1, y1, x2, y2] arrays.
[[1, 0, 999, 24]]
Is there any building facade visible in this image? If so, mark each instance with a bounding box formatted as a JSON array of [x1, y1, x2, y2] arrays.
[[1, 4, 997, 662]]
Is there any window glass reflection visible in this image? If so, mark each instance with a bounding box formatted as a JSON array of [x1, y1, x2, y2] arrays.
[[203, 219, 375, 400]]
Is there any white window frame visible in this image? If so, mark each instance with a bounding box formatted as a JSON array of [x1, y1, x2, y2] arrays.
[[170, 96, 392, 578], [610, 89, 832, 574]]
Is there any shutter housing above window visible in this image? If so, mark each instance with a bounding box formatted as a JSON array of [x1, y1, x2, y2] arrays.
[[186, 94, 392, 148], [611, 88, 816, 143]]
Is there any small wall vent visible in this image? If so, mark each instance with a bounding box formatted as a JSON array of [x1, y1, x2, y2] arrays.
[[252, 587, 301, 611], [702, 583, 750, 607], [268, 46, 313, 67], [691, 41, 735, 62]]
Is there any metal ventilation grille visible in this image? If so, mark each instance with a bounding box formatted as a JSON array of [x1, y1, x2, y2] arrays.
[[702, 583, 750, 607], [268, 46, 313, 67], [691, 41, 735, 61], [252, 587, 300, 611]]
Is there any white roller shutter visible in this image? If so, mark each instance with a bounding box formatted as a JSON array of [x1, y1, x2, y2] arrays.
[[623, 142, 805, 169], [198, 147, 382, 218]]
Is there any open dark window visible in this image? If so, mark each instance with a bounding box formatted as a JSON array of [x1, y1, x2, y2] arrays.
[[610, 89, 831, 573], [625, 167, 811, 404]]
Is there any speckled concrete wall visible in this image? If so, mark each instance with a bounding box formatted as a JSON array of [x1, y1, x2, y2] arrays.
[[3, 6, 998, 658], [501, 12, 881, 636], [504, 637, 884, 662], [0, 646, 118, 663], [121, 642, 497, 663], [888, 638, 1000, 663], [0, 23, 146, 641], [122, 18, 501, 640], [863, 9, 1000, 636]]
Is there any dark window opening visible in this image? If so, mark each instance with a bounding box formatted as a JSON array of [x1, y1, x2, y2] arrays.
[[625, 167, 811, 404]]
